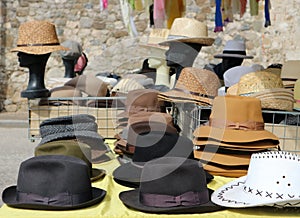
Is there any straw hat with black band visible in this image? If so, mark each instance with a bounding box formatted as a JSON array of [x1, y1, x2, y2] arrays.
[[11, 20, 68, 55]]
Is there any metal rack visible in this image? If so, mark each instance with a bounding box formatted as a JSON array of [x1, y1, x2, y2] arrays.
[[173, 103, 300, 154], [28, 96, 126, 142]]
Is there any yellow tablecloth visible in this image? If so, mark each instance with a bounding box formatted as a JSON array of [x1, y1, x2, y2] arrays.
[[1, 141, 300, 217]]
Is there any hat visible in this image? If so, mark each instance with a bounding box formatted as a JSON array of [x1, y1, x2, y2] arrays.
[[193, 95, 279, 143], [119, 157, 222, 214], [59, 40, 82, 60], [211, 151, 300, 208], [38, 114, 109, 159], [281, 60, 300, 89], [294, 79, 300, 110], [112, 133, 194, 188], [65, 74, 108, 97], [117, 89, 164, 119], [11, 20, 68, 55], [237, 71, 294, 111], [2, 155, 106, 210], [214, 40, 253, 59], [46, 85, 82, 106], [158, 68, 220, 106], [159, 18, 215, 46], [223, 66, 254, 87], [111, 79, 145, 95], [34, 139, 106, 182]]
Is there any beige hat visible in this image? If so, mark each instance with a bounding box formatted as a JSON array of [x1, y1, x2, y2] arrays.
[[111, 78, 145, 95], [281, 60, 300, 89], [159, 18, 215, 46], [11, 20, 68, 55]]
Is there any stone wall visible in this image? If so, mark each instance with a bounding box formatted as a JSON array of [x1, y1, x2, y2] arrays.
[[0, 0, 299, 112]]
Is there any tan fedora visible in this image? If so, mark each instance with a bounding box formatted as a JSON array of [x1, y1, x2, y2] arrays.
[[158, 67, 220, 106], [202, 162, 248, 178], [11, 20, 68, 55], [159, 18, 215, 46]]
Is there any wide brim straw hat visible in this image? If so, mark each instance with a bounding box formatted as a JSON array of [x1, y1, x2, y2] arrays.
[[211, 151, 300, 208], [11, 20, 69, 55], [214, 40, 253, 59], [193, 95, 279, 143], [159, 18, 215, 46], [140, 28, 169, 52], [158, 68, 220, 106]]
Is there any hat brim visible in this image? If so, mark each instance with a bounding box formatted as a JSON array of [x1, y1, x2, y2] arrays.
[[211, 176, 300, 208], [193, 126, 279, 143], [112, 162, 143, 188], [11, 45, 69, 55], [158, 92, 213, 106], [159, 37, 215, 46], [2, 186, 106, 210], [214, 54, 253, 59], [91, 168, 106, 182], [119, 188, 222, 214]]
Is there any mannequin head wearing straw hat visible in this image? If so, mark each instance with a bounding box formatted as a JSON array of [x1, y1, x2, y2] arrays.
[[11, 20, 68, 99]]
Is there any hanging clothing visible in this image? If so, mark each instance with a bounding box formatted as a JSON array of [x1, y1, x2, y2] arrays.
[[223, 0, 233, 24], [250, 0, 259, 16], [264, 0, 271, 27], [165, 0, 185, 29], [153, 0, 165, 28], [120, 0, 138, 36], [134, 0, 144, 11], [214, 0, 223, 32], [149, 4, 154, 27], [240, 0, 247, 17], [231, 0, 240, 14]]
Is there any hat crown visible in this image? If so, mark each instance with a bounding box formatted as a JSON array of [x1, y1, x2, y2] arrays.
[[60, 40, 82, 60], [17, 20, 59, 46], [16, 155, 92, 205], [168, 18, 208, 39], [211, 95, 264, 124], [176, 68, 220, 97], [147, 28, 170, 45], [237, 71, 284, 95], [223, 40, 246, 52], [139, 157, 208, 198]]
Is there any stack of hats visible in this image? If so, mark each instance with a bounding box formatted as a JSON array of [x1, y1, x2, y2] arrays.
[[193, 95, 280, 177], [38, 114, 109, 163], [2, 155, 106, 210], [158, 67, 221, 106], [227, 71, 294, 111], [280, 60, 300, 90], [114, 111, 179, 156]]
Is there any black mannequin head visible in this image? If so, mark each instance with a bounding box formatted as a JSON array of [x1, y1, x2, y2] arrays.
[[62, 58, 77, 78], [17, 52, 50, 68], [221, 57, 244, 72]]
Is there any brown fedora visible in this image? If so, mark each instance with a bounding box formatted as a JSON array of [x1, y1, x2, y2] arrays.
[[158, 68, 220, 106], [193, 95, 280, 143], [11, 20, 68, 55]]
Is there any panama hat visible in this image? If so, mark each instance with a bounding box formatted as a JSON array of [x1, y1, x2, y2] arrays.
[[159, 18, 215, 46], [11, 20, 68, 55], [193, 95, 279, 143], [35, 139, 106, 182], [158, 67, 221, 106], [119, 157, 222, 214], [2, 155, 106, 210], [59, 40, 82, 60], [212, 151, 300, 208], [223, 66, 254, 88], [214, 40, 253, 59]]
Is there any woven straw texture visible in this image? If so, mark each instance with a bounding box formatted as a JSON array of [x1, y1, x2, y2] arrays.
[[158, 67, 220, 105], [11, 20, 68, 55]]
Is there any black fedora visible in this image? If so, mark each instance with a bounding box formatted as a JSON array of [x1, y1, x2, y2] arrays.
[[2, 155, 106, 210], [34, 139, 106, 182], [113, 132, 199, 188], [119, 157, 222, 214], [38, 114, 109, 162]]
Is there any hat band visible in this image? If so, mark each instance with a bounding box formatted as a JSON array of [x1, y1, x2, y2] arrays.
[[210, 118, 265, 130], [17, 42, 60, 47], [17, 190, 92, 206], [173, 88, 215, 99], [223, 50, 246, 56], [140, 190, 209, 208]]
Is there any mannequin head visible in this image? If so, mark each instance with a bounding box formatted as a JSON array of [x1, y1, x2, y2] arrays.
[[18, 52, 50, 68], [148, 57, 164, 69], [62, 58, 77, 78], [221, 57, 244, 72]]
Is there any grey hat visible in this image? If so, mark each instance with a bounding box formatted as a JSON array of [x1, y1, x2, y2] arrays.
[[59, 40, 82, 60], [38, 114, 109, 159]]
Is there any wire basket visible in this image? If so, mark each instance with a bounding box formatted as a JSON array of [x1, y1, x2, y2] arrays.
[[173, 103, 300, 154], [28, 96, 126, 142]]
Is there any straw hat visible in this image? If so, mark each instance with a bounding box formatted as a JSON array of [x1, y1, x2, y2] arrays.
[[158, 67, 221, 106], [214, 40, 253, 59], [159, 18, 215, 46], [11, 20, 68, 55], [237, 71, 294, 111]]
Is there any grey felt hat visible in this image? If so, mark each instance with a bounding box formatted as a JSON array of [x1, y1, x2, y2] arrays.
[[59, 40, 82, 60]]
